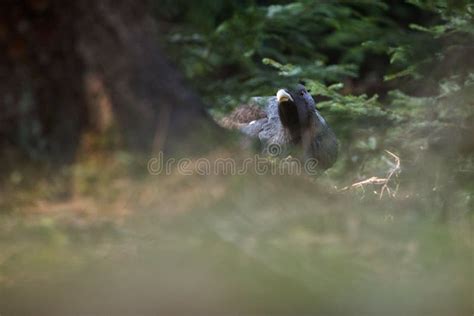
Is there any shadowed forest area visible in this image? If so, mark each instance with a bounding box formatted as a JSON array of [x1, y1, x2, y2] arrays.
[[0, 0, 473, 314]]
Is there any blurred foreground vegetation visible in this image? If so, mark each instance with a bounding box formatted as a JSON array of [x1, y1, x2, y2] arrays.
[[1, 0, 473, 314]]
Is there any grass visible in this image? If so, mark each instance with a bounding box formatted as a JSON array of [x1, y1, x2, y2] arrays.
[[0, 148, 472, 315]]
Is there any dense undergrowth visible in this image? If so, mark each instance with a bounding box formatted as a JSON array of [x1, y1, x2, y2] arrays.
[[160, 0, 474, 217]]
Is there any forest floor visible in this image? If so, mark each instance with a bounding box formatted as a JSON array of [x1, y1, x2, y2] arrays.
[[0, 148, 472, 315]]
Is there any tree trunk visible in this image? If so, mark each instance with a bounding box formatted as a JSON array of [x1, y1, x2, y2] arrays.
[[0, 0, 224, 162], [77, 0, 223, 154], [0, 0, 87, 163]]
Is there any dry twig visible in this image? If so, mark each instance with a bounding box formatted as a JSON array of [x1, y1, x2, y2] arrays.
[[340, 150, 401, 199]]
